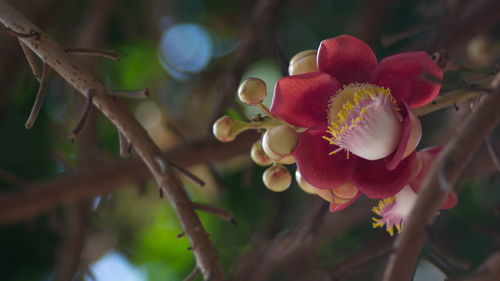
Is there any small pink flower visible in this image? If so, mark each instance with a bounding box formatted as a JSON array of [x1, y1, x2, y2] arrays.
[[270, 35, 443, 211], [372, 147, 458, 235]]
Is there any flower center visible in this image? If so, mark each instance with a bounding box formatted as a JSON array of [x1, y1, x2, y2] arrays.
[[323, 83, 403, 160], [372, 185, 417, 236]]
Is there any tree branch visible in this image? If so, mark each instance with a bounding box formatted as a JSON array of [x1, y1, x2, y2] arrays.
[[382, 75, 500, 281], [0, 1, 223, 279], [0, 133, 257, 225]]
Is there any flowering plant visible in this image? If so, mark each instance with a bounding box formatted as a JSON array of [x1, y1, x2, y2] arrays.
[[213, 34, 458, 235]]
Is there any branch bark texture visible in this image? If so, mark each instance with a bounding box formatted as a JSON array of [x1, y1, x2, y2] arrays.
[[382, 78, 500, 281], [0, 1, 223, 279]]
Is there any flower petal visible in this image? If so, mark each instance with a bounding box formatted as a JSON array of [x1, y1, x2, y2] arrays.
[[409, 148, 458, 210], [385, 103, 422, 170], [371, 52, 443, 108], [353, 152, 416, 199], [318, 35, 377, 85], [330, 192, 361, 212], [270, 72, 340, 127], [293, 126, 356, 189]]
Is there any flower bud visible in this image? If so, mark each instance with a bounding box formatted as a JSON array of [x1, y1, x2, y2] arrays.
[[262, 125, 298, 160], [251, 141, 273, 166], [288, 50, 318, 75], [238, 78, 267, 105], [278, 155, 296, 165], [212, 116, 247, 142], [295, 170, 316, 194], [263, 164, 291, 192]]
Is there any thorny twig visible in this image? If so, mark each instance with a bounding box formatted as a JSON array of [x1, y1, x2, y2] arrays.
[[192, 202, 238, 225], [68, 89, 94, 142], [0, 1, 224, 279], [19, 40, 41, 80], [25, 62, 50, 129], [64, 47, 119, 61], [111, 89, 149, 99]]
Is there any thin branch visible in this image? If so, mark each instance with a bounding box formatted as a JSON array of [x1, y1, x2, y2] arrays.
[[485, 135, 500, 172], [381, 15, 446, 47], [0, 168, 27, 186], [171, 163, 206, 188], [183, 267, 201, 281], [64, 47, 119, 61], [331, 248, 393, 281], [118, 131, 132, 158], [68, 90, 94, 142], [414, 77, 494, 116], [0, 2, 224, 278], [19, 40, 42, 80], [382, 75, 500, 281], [192, 202, 238, 225], [0, 132, 258, 225], [2, 25, 39, 38], [25, 62, 50, 129], [111, 89, 149, 99]]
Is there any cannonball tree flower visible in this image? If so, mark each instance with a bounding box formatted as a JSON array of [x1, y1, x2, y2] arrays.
[[271, 35, 443, 211], [372, 147, 458, 235]]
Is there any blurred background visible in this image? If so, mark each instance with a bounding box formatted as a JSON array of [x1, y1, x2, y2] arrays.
[[0, 0, 499, 280]]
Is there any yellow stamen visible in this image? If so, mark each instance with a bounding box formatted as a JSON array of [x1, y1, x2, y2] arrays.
[[325, 83, 399, 147]]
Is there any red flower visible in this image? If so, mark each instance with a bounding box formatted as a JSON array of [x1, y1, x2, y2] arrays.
[[372, 147, 457, 235], [270, 35, 443, 211]]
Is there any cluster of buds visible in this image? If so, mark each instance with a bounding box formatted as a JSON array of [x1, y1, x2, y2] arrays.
[[213, 65, 317, 194]]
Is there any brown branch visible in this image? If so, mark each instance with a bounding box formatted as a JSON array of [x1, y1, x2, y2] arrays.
[[0, 2, 223, 279], [0, 132, 257, 224], [64, 47, 119, 61], [183, 267, 201, 281], [0, 168, 27, 186], [192, 202, 238, 225], [171, 163, 206, 188], [111, 89, 149, 99], [25, 62, 50, 129], [19, 40, 42, 80], [68, 89, 94, 142], [448, 251, 500, 281], [485, 135, 500, 172], [326, 235, 395, 281], [382, 76, 500, 281], [118, 131, 132, 158]]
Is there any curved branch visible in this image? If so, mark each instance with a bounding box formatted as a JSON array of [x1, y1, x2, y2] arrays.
[[0, 1, 223, 279], [382, 75, 500, 281]]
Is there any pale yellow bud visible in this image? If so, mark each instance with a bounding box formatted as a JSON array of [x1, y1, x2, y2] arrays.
[[295, 170, 316, 194], [212, 116, 247, 142], [263, 164, 291, 192], [278, 155, 296, 165], [288, 50, 318, 75], [251, 141, 273, 166], [262, 125, 298, 160], [238, 78, 267, 105]]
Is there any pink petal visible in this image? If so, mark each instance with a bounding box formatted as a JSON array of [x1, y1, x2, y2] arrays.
[[293, 126, 356, 189], [318, 35, 377, 85], [371, 52, 443, 108], [410, 147, 458, 210], [329, 192, 361, 212], [353, 152, 416, 199], [385, 103, 422, 170], [270, 72, 340, 127]]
